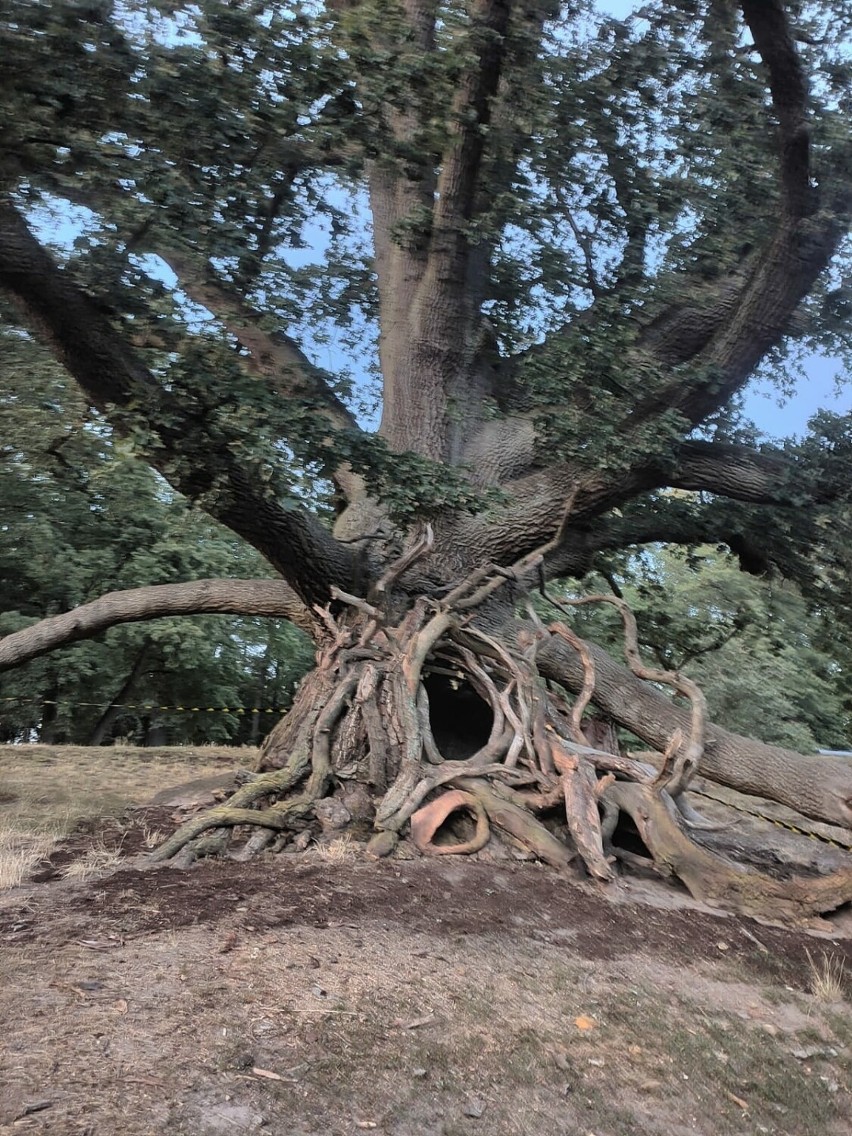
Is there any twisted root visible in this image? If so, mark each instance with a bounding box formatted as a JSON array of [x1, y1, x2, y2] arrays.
[[151, 534, 852, 923]]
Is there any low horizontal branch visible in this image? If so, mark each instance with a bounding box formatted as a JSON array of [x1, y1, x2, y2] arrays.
[[0, 200, 357, 605], [0, 579, 314, 672]]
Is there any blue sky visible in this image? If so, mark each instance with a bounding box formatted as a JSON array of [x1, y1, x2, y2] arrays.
[[745, 363, 848, 439], [34, 0, 849, 443]]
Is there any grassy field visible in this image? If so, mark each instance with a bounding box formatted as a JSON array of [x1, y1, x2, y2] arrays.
[[0, 743, 256, 888]]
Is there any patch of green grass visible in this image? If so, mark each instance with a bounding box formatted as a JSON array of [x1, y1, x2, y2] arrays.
[[685, 1022, 812, 1106], [825, 1008, 852, 1049], [661, 1004, 838, 1130], [760, 983, 799, 1007], [588, 980, 847, 1135], [794, 1024, 832, 1047]]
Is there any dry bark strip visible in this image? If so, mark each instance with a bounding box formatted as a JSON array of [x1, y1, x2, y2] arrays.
[[551, 743, 613, 882], [455, 778, 577, 869], [409, 790, 490, 856]]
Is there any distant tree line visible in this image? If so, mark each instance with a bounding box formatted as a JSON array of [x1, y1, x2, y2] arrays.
[[0, 327, 313, 746]]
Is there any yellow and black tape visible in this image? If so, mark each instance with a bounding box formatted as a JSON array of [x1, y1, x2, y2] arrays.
[[692, 789, 852, 851], [0, 696, 281, 715], [1, 695, 848, 849]]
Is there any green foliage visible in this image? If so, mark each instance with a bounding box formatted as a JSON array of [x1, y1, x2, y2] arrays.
[[557, 546, 850, 752], [0, 328, 313, 744], [340, 433, 503, 524], [1, 0, 852, 749], [2, 0, 850, 499]]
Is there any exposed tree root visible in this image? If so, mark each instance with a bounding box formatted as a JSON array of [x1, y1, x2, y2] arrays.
[[454, 778, 578, 869], [604, 781, 852, 925], [544, 590, 706, 798], [153, 536, 852, 923], [410, 789, 491, 856]]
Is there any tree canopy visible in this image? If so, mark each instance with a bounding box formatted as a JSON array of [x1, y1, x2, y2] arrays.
[[559, 544, 851, 752], [1, 0, 852, 919]]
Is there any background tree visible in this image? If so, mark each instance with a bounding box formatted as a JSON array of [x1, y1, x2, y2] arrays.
[[560, 543, 850, 752], [0, 323, 313, 744], [1, 0, 852, 920]]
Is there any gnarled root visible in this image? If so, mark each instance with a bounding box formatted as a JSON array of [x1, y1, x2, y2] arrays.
[[151, 751, 316, 862], [151, 547, 852, 924], [410, 790, 490, 856], [456, 778, 577, 869]]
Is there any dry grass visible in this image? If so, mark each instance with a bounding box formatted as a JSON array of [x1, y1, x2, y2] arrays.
[[0, 743, 256, 889], [60, 836, 125, 881], [314, 834, 358, 862], [806, 948, 848, 1003], [0, 829, 59, 889], [140, 824, 166, 849]]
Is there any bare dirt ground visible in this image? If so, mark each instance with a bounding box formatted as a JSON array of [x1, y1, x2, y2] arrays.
[[1, 746, 851, 1136]]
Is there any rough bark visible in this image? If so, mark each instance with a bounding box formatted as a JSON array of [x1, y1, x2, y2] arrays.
[[604, 780, 852, 924], [2, 2, 852, 923], [536, 631, 852, 830], [0, 579, 312, 672], [95, 524, 847, 924], [0, 201, 356, 608], [144, 557, 852, 924]]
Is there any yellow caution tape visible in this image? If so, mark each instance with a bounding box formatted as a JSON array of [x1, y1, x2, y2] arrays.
[[692, 789, 851, 851], [0, 696, 280, 715]]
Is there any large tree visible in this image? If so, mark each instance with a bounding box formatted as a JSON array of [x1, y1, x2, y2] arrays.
[[2, 0, 852, 920]]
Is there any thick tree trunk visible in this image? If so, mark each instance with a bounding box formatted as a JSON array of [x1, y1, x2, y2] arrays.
[[3, 530, 849, 925], [88, 642, 152, 746]]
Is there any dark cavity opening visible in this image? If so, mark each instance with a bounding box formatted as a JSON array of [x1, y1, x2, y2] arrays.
[[432, 805, 478, 847], [423, 670, 493, 762], [610, 810, 648, 859], [609, 812, 691, 895]]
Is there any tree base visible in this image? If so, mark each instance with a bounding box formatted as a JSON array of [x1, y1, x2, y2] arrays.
[[152, 572, 852, 926]]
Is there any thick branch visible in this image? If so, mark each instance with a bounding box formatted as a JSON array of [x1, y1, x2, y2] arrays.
[[630, 2, 846, 427], [140, 251, 359, 435], [427, 0, 512, 278], [37, 178, 364, 502], [375, 1, 513, 458], [559, 518, 768, 589], [152, 245, 365, 503], [453, 417, 838, 574], [0, 579, 313, 672], [365, 2, 440, 451], [666, 440, 797, 503], [0, 199, 356, 605], [741, 0, 810, 216], [520, 1, 847, 452]]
